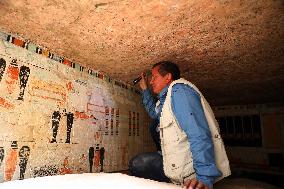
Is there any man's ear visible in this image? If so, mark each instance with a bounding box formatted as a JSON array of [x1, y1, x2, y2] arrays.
[[166, 73, 173, 83]]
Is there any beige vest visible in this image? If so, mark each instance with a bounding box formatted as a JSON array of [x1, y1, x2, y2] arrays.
[[159, 78, 231, 184]]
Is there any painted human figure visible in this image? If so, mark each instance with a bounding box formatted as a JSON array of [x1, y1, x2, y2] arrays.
[[17, 66, 30, 100], [5, 141, 18, 181], [18, 146, 30, 180], [59, 157, 72, 175], [88, 147, 94, 173], [5, 59, 19, 94], [51, 110, 61, 143], [99, 147, 105, 172], [51, 109, 74, 143], [0, 147, 4, 167], [65, 112, 74, 144], [0, 58, 6, 82], [94, 144, 100, 172]]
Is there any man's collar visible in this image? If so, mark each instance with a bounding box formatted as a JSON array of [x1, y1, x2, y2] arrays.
[[158, 85, 169, 99]]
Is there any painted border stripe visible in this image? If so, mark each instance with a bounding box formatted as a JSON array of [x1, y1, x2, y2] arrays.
[[13, 38, 25, 47], [7, 35, 14, 42], [79, 65, 84, 72], [71, 62, 76, 68], [24, 42, 29, 49], [42, 49, 50, 57], [0, 31, 8, 41], [27, 43, 37, 53], [0, 30, 139, 94], [74, 63, 81, 71], [48, 52, 54, 59], [98, 72, 104, 79], [36, 47, 42, 54], [52, 54, 61, 62], [88, 69, 93, 74], [63, 59, 71, 67]]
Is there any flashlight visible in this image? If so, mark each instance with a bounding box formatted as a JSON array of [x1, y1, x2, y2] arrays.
[[133, 76, 142, 85], [133, 71, 150, 85]]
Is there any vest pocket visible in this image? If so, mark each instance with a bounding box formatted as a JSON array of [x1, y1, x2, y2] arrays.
[[163, 150, 195, 184], [160, 120, 180, 146]]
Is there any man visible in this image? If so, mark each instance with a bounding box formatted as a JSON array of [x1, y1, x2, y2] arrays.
[[129, 61, 230, 189]]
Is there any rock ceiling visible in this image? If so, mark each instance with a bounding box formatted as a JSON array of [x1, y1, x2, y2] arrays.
[[0, 0, 283, 105]]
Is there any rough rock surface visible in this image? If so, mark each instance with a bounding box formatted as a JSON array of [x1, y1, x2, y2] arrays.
[[0, 0, 283, 105]]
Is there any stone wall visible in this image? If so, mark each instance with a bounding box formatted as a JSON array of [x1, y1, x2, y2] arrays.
[[0, 33, 154, 182]]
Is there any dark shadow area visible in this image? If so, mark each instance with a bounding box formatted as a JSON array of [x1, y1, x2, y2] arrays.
[[230, 168, 284, 188]]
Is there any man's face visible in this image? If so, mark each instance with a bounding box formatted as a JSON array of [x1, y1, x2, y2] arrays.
[[150, 66, 171, 94]]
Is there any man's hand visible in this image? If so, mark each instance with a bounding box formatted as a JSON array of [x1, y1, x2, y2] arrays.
[[139, 73, 148, 90], [184, 178, 210, 189]]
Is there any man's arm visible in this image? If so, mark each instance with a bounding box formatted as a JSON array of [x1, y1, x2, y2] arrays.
[[141, 89, 158, 119], [171, 84, 221, 189], [138, 72, 158, 119]]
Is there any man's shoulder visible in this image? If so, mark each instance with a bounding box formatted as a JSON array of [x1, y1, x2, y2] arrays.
[[171, 83, 200, 98], [172, 83, 193, 92]]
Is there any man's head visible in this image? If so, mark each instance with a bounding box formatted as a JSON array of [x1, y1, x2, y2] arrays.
[[150, 61, 180, 94]]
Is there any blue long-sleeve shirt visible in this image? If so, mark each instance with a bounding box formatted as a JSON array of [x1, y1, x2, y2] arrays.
[[142, 83, 221, 188], [141, 89, 158, 119]]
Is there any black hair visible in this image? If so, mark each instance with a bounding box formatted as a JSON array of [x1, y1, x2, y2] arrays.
[[152, 61, 180, 80]]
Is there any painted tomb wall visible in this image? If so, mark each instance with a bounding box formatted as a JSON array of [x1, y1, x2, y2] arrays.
[[0, 31, 155, 183]]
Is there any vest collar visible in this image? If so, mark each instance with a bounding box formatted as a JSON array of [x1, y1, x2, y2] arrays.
[[157, 85, 169, 100]]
